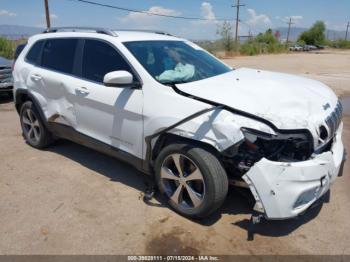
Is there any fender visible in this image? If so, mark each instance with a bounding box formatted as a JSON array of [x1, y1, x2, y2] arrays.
[[144, 106, 222, 170], [143, 84, 315, 171], [15, 88, 49, 129]]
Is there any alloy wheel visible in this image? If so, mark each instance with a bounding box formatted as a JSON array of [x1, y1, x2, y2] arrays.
[[160, 153, 205, 209], [22, 108, 41, 144]]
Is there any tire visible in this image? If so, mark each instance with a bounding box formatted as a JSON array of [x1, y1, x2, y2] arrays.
[[20, 101, 53, 149], [155, 143, 228, 219]]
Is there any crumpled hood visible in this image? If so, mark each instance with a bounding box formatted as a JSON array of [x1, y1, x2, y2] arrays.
[[176, 68, 339, 130]]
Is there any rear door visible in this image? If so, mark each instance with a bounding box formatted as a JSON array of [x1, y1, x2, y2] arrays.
[[73, 39, 144, 158], [38, 38, 80, 127]]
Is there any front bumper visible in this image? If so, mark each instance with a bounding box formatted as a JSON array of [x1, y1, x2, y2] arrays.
[[0, 82, 13, 91], [242, 122, 345, 220]]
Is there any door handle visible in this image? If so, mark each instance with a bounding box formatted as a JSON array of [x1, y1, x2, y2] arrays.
[[30, 74, 42, 81], [75, 87, 90, 95]]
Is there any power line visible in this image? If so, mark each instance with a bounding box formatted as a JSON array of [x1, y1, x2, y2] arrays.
[[69, 0, 233, 21], [44, 0, 51, 29], [346, 21, 349, 41], [239, 20, 260, 36], [232, 0, 245, 51]]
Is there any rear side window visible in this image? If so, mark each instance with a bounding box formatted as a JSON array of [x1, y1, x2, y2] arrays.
[[26, 41, 44, 64], [41, 39, 78, 74], [82, 39, 132, 83], [15, 43, 27, 61]]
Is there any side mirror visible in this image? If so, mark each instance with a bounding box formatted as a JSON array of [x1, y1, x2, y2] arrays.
[[103, 71, 140, 88]]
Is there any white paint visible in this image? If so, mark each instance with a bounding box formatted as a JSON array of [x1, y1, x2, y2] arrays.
[[243, 123, 344, 219], [103, 71, 133, 86], [13, 31, 345, 220]]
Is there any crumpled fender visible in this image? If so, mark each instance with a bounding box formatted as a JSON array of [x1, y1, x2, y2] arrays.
[[147, 108, 276, 152]]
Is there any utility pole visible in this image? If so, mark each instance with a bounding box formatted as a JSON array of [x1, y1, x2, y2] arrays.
[[286, 17, 294, 45], [346, 21, 350, 41], [44, 0, 51, 29], [232, 0, 245, 52], [248, 30, 253, 41]]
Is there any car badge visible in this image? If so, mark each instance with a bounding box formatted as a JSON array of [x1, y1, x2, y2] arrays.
[[323, 103, 330, 110]]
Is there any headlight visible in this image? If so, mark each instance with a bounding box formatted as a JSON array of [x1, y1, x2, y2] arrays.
[[225, 127, 313, 173]]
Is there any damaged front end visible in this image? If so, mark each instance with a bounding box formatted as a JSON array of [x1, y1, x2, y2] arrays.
[[155, 85, 345, 220], [225, 127, 314, 173], [223, 122, 345, 220]]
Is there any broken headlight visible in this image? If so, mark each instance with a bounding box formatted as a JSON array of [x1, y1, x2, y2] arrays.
[[226, 127, 313, 174]]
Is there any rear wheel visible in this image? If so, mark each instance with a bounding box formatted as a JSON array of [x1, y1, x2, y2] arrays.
[[155, 143, 228, 218], [20, 101, 53, 149]]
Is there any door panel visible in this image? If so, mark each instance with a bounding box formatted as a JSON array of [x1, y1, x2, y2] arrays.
[[26, 38, 79, 127], [74, 81, 144, 158], [73, 39, 144, 159]]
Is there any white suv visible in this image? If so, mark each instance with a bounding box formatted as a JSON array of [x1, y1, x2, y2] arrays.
[[13, 27, 346, 220]]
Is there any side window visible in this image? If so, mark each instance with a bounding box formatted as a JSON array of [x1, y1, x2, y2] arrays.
[[82, 39, 133, 83], [41, 39, 78, 74], [25, 41, 44, 64]]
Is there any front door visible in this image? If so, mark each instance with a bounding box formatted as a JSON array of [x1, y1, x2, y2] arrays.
[[74, 39, 144, 159]]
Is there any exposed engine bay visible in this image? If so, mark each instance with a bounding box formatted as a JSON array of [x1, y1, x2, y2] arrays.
[[222, 128, 314, 177]]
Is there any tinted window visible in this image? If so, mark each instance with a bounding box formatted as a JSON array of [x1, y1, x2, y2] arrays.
[[26, 41, 44, 64], [15, 43, 26, 61], [82, 39, 132, 83], [41, 39, 78, 74]]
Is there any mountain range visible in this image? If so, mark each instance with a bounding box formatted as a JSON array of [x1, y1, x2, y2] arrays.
[[0, 24, 347, 41], [274, 27, 347, 41], [0, 24, 42, 39]]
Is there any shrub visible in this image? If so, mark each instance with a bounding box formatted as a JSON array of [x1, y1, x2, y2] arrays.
[[0, 37, 15, 59], [332, 40, 350, 49], [239, 29, 286, 56]]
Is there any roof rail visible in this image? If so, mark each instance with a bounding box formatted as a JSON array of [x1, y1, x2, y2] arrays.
[[42, 27, 118, 37], [114, 29, 174, 36]]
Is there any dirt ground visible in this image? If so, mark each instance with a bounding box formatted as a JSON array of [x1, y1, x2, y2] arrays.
[[223, 49, 350, 98], [1, 50, 350, 255]]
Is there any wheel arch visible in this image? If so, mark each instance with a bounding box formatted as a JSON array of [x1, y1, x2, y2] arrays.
[[151, 132, 222, 162], [15, 89, 48, 128]]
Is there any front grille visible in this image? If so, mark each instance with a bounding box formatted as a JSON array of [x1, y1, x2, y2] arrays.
[[325, 101, 343, 139]]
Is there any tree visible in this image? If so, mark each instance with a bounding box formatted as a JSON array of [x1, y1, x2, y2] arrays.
[[298, 21, 326, 45], [255, 29, 278, 44], [217, 21, 233, 52], [0, 37, 14, 59]]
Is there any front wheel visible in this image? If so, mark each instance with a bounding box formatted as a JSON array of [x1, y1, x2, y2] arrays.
[[155, 144, 228, 218]]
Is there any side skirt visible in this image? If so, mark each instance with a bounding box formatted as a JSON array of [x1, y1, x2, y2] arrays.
[[47, 122, 152, 175]]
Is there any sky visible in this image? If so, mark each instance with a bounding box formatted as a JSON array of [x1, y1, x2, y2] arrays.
[[0, 0, 349, 39]]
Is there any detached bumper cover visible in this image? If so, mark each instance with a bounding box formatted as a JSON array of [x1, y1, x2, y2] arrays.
[[243, 122, 344, 220]]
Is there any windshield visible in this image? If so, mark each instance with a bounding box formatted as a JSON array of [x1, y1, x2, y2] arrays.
[[123, 40, 232, 84]]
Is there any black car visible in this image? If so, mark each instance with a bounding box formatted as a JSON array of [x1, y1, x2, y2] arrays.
[[0, 56, 13, 96], [0, 44, 26, 98]]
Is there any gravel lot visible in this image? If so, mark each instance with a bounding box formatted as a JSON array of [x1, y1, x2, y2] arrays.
[[223, 49, 350, 98], [1, 50, 350, 255]]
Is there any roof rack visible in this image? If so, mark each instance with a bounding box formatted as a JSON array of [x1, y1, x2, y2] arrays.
[[42, 27, 118, 37], [114, 29, 174, 36]]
